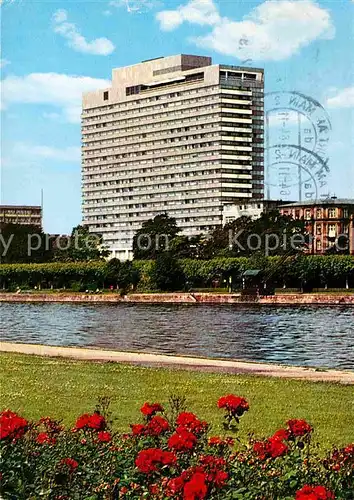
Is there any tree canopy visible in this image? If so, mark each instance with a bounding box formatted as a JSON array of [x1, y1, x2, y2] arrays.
[[132, 213, 180, 260]]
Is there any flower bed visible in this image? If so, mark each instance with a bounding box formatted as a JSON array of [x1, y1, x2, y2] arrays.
[[1, 395, 353, 499]]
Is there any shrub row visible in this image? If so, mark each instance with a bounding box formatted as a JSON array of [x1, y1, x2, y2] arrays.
[[1, 396, 353, 499], [0, 256, 353, 291]]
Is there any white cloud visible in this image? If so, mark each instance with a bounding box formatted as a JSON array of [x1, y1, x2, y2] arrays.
[[16, 143, 81, 162], [156, 0, 334, 61], [0, 58, 10, 68], [42, 111, 62, 120], [2, 143, 81, 171], [157, 0, 220, 31], [109, 0, 157, 14], [326, 87, 354, 108], [52, 9, 115, 55], [1, 72, 111, 123]]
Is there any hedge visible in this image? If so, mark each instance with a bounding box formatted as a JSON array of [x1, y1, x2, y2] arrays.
[[0, 262, 107, 290], [0, 256, 353, 291]]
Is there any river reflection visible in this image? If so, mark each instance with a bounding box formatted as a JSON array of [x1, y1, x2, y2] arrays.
[[0, 303, 353, 369]]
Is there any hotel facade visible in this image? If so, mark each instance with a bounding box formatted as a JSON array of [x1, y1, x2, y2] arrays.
[[82, 55, 264, 260], [279, 199, 354, 255]]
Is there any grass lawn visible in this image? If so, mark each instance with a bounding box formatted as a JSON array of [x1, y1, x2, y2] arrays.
[[1, 352, 353, 450]]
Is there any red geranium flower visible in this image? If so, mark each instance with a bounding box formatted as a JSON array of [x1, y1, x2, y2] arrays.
[[0, 410, 28, 441], [199, 455, 226, 468], [183, 471, 208, 500], [328, 443, 354, 470], [217, 395, 249, 417], [198, 455, 228, 487], [97, 431, 112, 443], [36, 432, 56, 445], [140, 402, 164, 418], [135, 448, 177, 474], [287, 419, 313, 438], [208, 436, 234, 447], [60, 458, 78, 472], [166, 475, 185, 496], [211, 469, 229, 487], [295, 485, 335, 499], [272, 428, 290, 441], [176, 412, 208, 434], [146, 415, 170, 436], [343, 443, 354, 456], [149, 484, 159, 495], [253, 437, 289, 460], [269, 437, 289, 458], [88, 413, 106, 430], [75, 413, 90, 429], [168, 429, 198, 452], [131, 424, 146, 436], [75, 412, 106, 431]]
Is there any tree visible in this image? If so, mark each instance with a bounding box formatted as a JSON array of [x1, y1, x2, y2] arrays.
[[150, 253, 185, 291], [0, 223, 52, 264], [105, 258, 139, 292], [132, 214, 180, 260], [202, 216, 251, 258], [169, 234, 206, 259], [247, 211, 308, 256], [203, 211, 308, 258], [53, 225, 109, 262]]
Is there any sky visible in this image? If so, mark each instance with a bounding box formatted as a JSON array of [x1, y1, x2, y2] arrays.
[[1, 0, 353, 234]]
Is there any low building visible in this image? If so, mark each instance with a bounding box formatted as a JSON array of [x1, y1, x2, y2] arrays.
[[279, 198, 354, 255], [222, 199, 293, 225], [0, 205, 42, 228]]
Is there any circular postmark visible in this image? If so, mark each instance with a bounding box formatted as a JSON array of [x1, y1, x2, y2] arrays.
[[266, 144, 330, 201], [264, 91, 332, 200]]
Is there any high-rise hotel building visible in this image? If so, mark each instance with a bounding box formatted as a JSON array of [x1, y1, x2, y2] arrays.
[[82, 55, 264, 259]]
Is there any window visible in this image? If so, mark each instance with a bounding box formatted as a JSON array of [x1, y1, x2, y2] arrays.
[[103, 91, 109, 101], [328, 208, 336, 218], [316, 225, 322, 235], [305, 209, 311, 220], [316, 208, 322, 218], [328, 224, 336, 237], [343, 208, 349, 218], [316, 240, 322, 251]]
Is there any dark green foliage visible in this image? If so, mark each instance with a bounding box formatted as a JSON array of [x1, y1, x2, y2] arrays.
[[0, 262, 106, 291], [105, 258, 139, 292], [0, 256, 353, 291], [0, 224, 52, 264], [149, 253, 185, 291], [202, 211, 308, 258], [1, 397, 353, 499], [169, 234, 206, 259], [0, 224, 108, 265], [132, 214, 180, 260], [53, 225, 109, 262]]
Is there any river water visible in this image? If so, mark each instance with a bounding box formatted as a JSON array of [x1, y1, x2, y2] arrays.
[[0, 303, 353, 370]]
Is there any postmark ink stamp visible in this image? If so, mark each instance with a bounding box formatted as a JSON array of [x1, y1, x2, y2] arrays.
[[264, 91, 332, 201]]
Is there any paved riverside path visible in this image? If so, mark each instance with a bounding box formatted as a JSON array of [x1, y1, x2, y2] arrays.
[[1, 342, 353, 384]]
